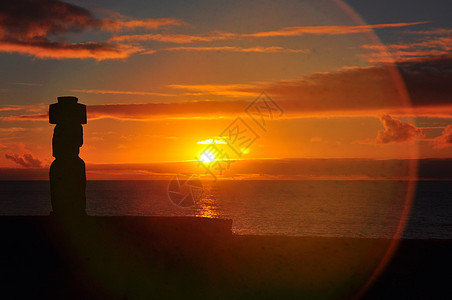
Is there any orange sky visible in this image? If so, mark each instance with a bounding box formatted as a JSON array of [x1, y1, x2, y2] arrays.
[[0, 0, 451, 179]]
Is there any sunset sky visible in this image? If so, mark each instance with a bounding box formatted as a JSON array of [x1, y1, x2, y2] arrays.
[[0, 0, 451, 179]]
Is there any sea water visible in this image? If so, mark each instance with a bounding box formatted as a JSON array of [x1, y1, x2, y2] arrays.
[[0, 180, 450, 239]]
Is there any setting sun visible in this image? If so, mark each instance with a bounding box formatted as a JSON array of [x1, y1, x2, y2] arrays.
[[200, 151, 216, 163]]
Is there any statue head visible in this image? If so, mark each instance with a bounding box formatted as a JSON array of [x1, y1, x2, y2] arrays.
[[49, 96, 87, 125]]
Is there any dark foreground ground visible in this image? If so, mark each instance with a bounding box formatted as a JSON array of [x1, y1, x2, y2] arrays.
[[0, 216, 450, 299]]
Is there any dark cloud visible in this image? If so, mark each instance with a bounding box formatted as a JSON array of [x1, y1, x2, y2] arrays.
[[0, 0, 129, 59], [5, 153, 43, 168], [250, 66, 403, 112], [251, 54, 452, 113], [0, 0, 182, 59], [398, 54, 452, 107], [0, 0, 99, 38], [88, 101, 248, 119], [376, 115, 423, 143]]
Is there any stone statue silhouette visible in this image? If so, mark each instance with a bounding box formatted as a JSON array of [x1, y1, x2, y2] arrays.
[[49, 96, 87, 216]]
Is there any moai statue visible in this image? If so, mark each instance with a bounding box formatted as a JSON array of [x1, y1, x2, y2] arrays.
[[49, 96, 87, 216]]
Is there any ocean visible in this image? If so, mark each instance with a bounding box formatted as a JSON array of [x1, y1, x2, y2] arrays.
[[0, 180, 450, 239]]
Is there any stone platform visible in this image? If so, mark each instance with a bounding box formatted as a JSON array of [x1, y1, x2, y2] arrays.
[[0, 216, 450, 299]]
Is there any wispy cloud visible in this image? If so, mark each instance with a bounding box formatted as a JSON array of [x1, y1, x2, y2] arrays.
[[100, 18, 187, 32], [0, 104, 48, 114], [161, 46, 308, 53], [0, 127, 28, 132], [406, 28, 452, 35], [0, 106, 22, 112], [109, 32, 229, 43], [11, 82, 43, 87], [111, 22, 426, 44], [0, 42, 143, 60], [242, 22, 428, 37], [86, 101, 247, 120], [363, 49, 449, 63], [169, 84, 256, 97], [1, 113, 47, 121], [361, 28, 452, 63], [65, 89, 173, 97]]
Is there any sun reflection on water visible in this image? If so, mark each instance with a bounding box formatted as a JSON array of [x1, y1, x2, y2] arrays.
[[193, 183, 220, 218]]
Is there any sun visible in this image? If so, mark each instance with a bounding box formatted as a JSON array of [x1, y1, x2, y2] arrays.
[[200, 151, 215, 163]]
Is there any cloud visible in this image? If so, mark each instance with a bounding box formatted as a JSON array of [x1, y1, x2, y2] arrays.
[[0, 41, 141, 60], [0, 0, 183, 60], [169, 84, 256, 97], [3, 102, 451, 123], [406, 28, 452, 35], [398, 54, 452, 107], [361, 29, 452, 63], [161, 46, 308, 53], [12, 82, 43, 87], [215, 54, 452, 114], [0, 3, 430, 62], [1, 113, 47, 121], [431, 124, 452, 149], [1, 3, 423, 61], [65, 89, 172, 97], [169, 56, 452, 115], [4, 153, 43, 168], [87, 101, 248, 120], [0, 0, 98, 37], [0, 127, 27, 132], [109, 32, 231, 43], [376, 115, 423, 143], [100, 18, 187, 32], [111, 22, 426, 43], [242, 22, 428, 38], [0, 106, 22, 112]]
